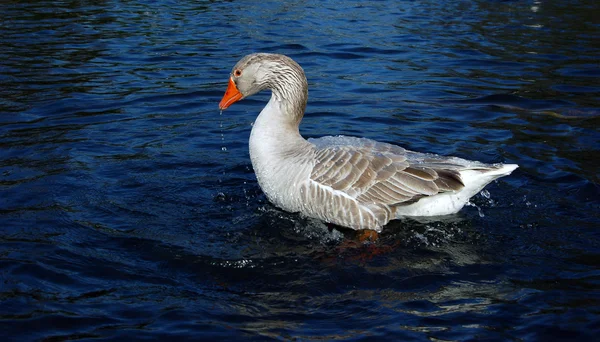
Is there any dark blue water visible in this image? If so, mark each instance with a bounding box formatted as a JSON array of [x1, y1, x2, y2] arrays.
[[1, 0, 599, 340]]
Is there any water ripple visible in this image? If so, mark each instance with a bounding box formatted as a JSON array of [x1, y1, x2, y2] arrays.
[[1, 0, 599, 340]]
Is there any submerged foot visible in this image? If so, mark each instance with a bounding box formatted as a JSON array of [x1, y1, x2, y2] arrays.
[[357, 229, 379, 242]]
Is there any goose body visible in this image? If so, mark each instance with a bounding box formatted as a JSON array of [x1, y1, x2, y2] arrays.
[[219, 53, 517, 232]]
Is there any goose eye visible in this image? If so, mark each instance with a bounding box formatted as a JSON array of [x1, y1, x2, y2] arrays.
[[233, 69, 242, 77]]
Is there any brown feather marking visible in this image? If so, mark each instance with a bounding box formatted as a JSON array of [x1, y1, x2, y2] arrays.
[[370, 183, 402, 203], [380, 177, 421, 197], [311, 150, 336, 179], [359, 185, 388, 203], [313, 152, 345, 183], [434, 170, 464, 191], [328, 162, 354, 189], [373, 183, 411, 203], [402, 167, 437, 181], [348, 151, 363, 164], [393, 171, 440, 195], [353, 157, 369, 175], [365, 203, 392, 225], [352, 163, 377, 189], [369, 155, 392, 172]]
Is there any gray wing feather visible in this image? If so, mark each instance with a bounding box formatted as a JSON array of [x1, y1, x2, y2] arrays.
[[308, 136, 465, 207]]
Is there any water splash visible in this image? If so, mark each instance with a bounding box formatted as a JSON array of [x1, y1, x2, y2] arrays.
[[480, 189, 490, 199], [211, 259, 255, 269], [522, 195, 537, 208], [466, 200, 485, 218]]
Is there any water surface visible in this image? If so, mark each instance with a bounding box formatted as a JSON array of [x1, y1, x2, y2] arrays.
[[1, 0, 599, 340]]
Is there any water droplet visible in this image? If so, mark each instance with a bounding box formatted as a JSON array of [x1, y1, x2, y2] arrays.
[[214, 192, 226, 202], [480, 189, 490, 199], [467, 200, 485, 217]]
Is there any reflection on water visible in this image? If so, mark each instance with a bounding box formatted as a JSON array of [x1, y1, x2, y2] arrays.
[[1, 0, 599, 340]]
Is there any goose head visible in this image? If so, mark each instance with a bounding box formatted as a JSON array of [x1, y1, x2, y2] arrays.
[[218, 53, 308, 113]]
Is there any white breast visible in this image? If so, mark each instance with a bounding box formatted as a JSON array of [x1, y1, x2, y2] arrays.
[[249, 95, 314, 212]]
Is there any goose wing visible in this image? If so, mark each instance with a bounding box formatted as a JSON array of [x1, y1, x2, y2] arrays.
[[308, 136, 465, 206]]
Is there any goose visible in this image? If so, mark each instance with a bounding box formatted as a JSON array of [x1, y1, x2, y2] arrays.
[[219, 53, 518, 233]]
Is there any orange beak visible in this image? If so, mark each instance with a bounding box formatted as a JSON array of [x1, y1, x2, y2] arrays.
[[219, 78, 243, 110]]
